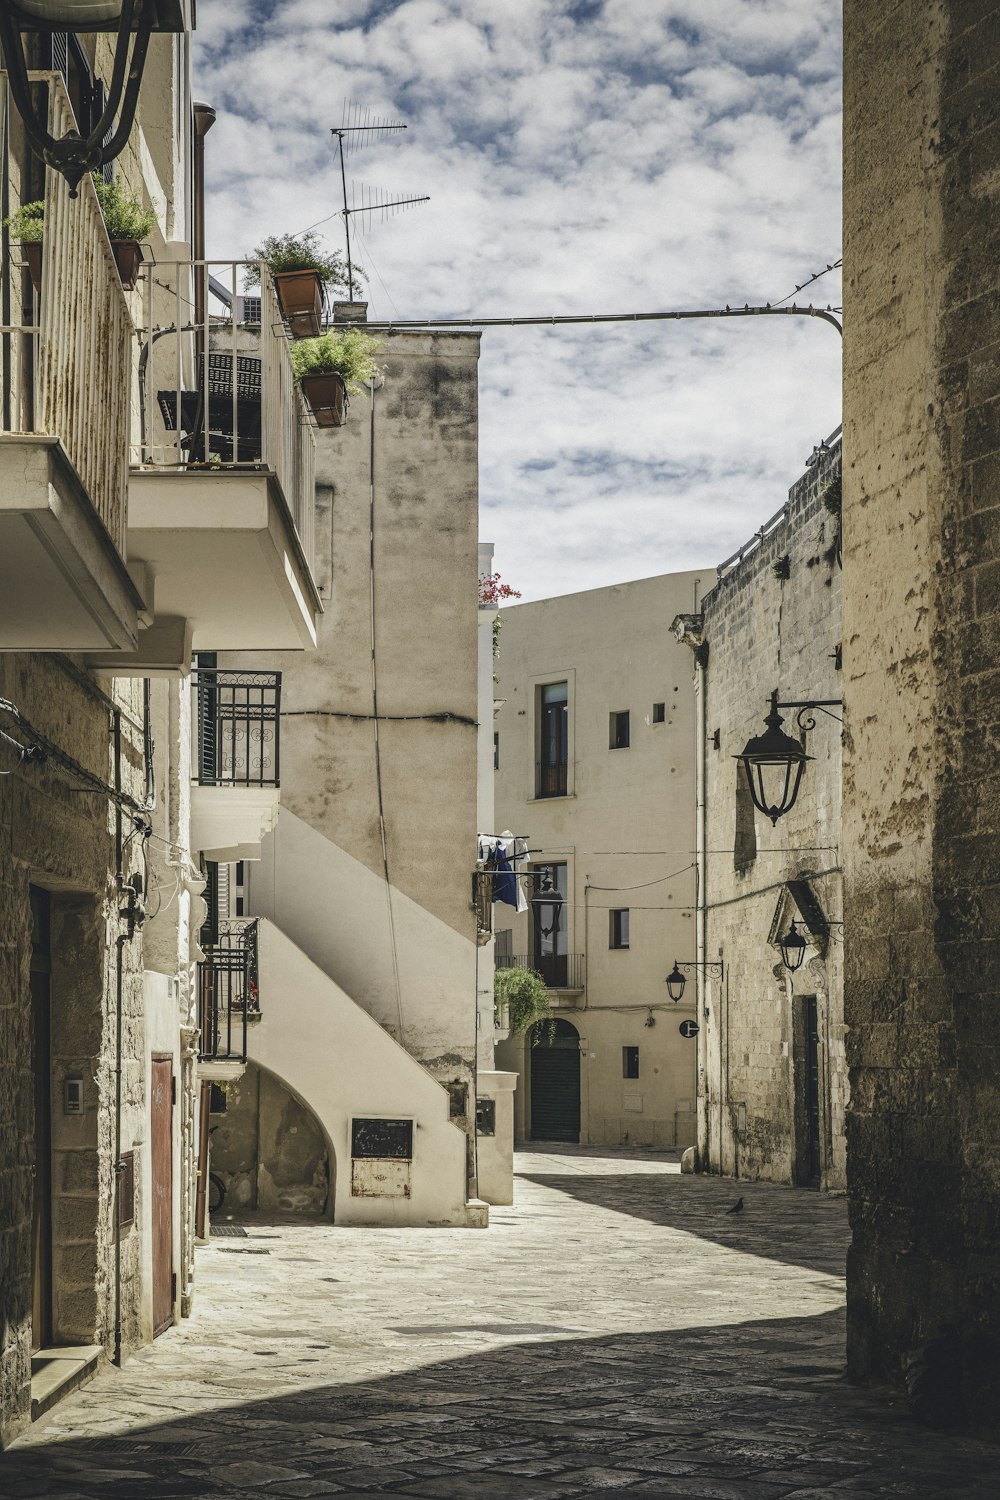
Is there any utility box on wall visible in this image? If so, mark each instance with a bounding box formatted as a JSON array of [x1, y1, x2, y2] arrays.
[[350, 1117, 413, 1198]]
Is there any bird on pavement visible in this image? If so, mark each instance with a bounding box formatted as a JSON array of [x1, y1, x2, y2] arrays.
[[726, 1197, 744, 1214]]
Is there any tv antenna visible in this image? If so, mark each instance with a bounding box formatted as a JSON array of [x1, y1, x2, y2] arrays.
[[332, 104, 430, 303]]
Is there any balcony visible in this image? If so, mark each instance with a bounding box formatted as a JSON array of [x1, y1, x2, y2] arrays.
[[0, 74, 142, 651], [198, 919, 260, 1072], [122, 261, 321, 660], [190, 669, 281, 862], [495, 953, 586, 993]]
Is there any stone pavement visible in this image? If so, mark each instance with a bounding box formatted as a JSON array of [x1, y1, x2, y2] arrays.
[[3, 1146, 998, 1498]]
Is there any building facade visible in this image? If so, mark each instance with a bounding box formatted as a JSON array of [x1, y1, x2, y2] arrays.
[[493, 574, 701, 1150], [673, 434, 846, 1192], [0, 9, 325, 1445], [842, 0, 1000, 1429], [208, 323, 498, 1226]]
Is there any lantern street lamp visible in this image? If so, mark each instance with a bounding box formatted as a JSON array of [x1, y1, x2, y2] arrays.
[[778, 920, 808, 973], [0, 1, 186, 195], [665, 959, 725, 1003], [735, 689, 843, 825]]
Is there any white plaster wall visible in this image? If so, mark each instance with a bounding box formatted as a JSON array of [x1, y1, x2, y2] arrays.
[[493, 572, 702, 1146], [252, 920, 476, 1227], [248, 808, 476, 1068], [476, 1070, 517, 1205]]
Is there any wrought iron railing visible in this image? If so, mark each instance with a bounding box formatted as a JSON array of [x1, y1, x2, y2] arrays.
[[495, 953, 586, 991], [1, 73, 134, 554], [198, 919, 259, 1063], [192, 669, 281, 788], [134, 260, 317, 575]]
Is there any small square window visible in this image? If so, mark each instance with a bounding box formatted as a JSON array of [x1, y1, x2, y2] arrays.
[[610, 710, 630, 749], [610, 909, 630, 949], [652, 702, 665, 724], [623, 1046, 639, 1080]]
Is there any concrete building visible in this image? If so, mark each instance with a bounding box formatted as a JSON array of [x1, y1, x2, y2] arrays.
[[208, 324, 499, 1225], [493, 574, 701, 1150], [841, 0, 1000, 1430], [0, 10, 324, 1445], [673, 434, 846, 1192]]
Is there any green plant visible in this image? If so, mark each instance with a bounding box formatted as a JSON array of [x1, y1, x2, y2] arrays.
[[92, 175, 156, 241], [244, 231, 363, 296], [4, 201, 44, 242], [494, 965, 552, 1039], [821, 473, 842, 519], [290, 328, 383, 392]]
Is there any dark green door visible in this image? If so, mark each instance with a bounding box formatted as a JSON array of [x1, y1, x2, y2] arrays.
[[530, 1019, 580, 1142]]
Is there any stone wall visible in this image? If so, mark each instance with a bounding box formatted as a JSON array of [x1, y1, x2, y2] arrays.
[[0, 657, 147, 1448], [210, 1065, 329, 1218], [694, 438, 845, 1190], [843, 0, 1000, 1430]]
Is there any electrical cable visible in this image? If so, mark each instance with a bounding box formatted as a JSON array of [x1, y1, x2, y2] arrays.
[[584, 862, 695, 892], [282, 707, 476, 726]]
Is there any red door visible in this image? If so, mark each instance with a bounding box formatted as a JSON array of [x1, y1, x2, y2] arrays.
[[151, 1056, 174, 1337]]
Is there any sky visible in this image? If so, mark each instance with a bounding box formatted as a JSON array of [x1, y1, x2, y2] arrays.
[[194, 0, 842, 602]]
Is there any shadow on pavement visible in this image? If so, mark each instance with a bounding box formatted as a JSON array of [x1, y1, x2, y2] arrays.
[[4, 1309, 998, 1499], [518, 1169, 850, 1278]]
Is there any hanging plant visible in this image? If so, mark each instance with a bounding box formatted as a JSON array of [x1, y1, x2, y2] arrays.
[[494, 966, 553, 1040], [291, 328, 384, 428], [4, 200, 44, 292]]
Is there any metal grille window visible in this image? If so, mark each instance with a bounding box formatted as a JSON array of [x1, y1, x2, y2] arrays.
[[119, 1150, 135, 1232], [197, 919, 259, 1064], [610, 710, 630, 749], [623, 1046, 640, 1080], [476, 1098, 496, 1136], [193, 669, 281, 788]]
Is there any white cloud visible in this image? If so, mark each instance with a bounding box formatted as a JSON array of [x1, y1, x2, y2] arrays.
[[195, 0, 841, 600]]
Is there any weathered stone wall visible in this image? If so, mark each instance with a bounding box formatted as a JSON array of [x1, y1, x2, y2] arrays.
[[210, 1064, 329, 1218], [0, 657, 146, 1448], [843, 0, 1000, 1430], [697, 439, 845, 1190]]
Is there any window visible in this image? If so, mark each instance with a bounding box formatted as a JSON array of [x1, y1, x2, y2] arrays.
[[118, 1151, 135, 1232], [537, 681, 568, 797], [610, 710, 630, 749], [734, 765, 758, 873], [531, 863, 568, 986], [494, 731, 499, 770], [610, 908, 630, 949], [652, 702, 666, 724], [476, 1098, 497, 1136], [623, 1046, 640, 1080]]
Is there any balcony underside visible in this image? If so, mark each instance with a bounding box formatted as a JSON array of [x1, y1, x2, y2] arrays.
[[0, 436, 141, 651], [191, 784, 280, 863], [126, 468, 320, 651]]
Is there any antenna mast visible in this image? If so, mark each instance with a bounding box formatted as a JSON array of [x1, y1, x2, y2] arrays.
[[331, 104, 429, 303]]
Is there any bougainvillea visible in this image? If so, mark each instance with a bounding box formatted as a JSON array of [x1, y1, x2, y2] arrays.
[[478, 572, 521, 607]]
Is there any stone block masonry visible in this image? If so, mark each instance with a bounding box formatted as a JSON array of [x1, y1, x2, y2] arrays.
[[843, 0, 1000, 1432]]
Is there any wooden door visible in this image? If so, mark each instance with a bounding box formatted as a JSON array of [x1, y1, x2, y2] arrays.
[[150, 1055, 174, 1337], [529, 1019, 581, 1142], [30, 888, 52, 1352]]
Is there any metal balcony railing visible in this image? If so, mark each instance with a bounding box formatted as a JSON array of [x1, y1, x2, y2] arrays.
[[495, 953, 586, 991], [0, 73, 134, 554], [192, 668, 281, 788], [133, 260, 317, 574], [198, 919, 259, 1064]]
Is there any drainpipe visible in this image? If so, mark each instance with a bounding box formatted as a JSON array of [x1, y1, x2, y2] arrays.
[[113, 709, 124, 1367], [191, 101, 216, 329], [693, 642, 709, 1174]]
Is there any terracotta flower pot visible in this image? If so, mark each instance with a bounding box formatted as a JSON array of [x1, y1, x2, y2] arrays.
[[111, 240, 143, 291], [273, 269, 324, 338], [22, 241, 42, 294], [300, 371, 347, 428]]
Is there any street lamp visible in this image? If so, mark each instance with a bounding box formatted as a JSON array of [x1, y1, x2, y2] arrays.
[[665, 959, 725, 1003], [0, 0, 186, 195], [778, 921, 808, 973], [735, 689, 843, 825]]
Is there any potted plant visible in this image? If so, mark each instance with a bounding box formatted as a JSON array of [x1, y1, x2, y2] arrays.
[[290, 328, 383, 428], [246, 232, 362, 338], [92, 175, 157, 290], [3, 201, 44, 293]]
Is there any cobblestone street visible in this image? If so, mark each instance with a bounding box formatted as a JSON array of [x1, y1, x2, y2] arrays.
[[4, 1148, 997, 1498]]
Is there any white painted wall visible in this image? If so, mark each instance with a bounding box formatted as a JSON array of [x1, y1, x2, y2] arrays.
[[251, 920, 479, 1227]]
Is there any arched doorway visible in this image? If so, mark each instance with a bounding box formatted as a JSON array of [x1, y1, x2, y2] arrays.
[[529, 1018, 580, 1142]]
